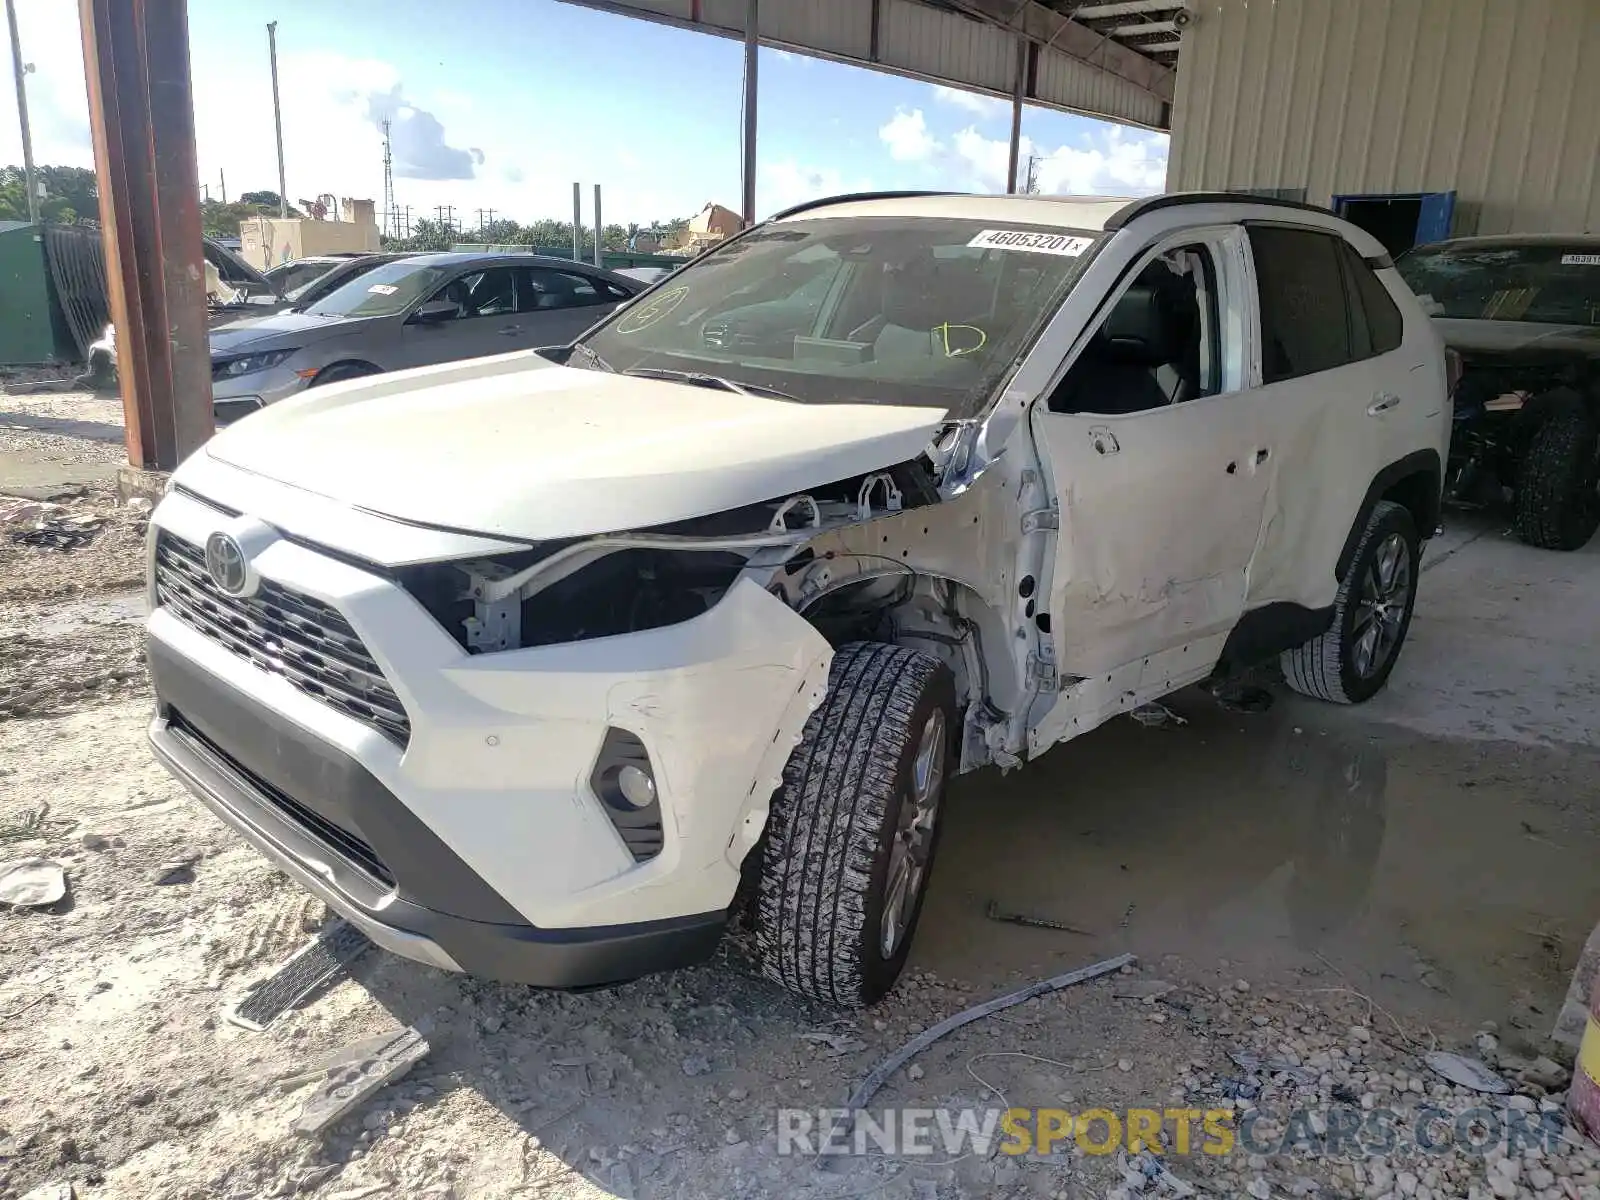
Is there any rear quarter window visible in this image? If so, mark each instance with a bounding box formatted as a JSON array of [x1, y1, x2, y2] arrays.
[[1247, 226, 1354, 382]]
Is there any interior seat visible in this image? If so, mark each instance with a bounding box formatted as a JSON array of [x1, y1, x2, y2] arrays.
[[1049, 281, 1195, 414]]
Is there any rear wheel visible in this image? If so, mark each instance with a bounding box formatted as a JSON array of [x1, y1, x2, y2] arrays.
[[753, 642, 955, 1008], [1282, 500, 1419, 705], [1514, 408, 1600, 551]]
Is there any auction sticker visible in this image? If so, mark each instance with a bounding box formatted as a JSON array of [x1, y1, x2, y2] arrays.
[[1561, 253, 1600, 266], [367, 283, 399, 295], [967, 229, 1094, 257]]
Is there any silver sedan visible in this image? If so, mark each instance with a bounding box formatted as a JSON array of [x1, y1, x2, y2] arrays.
[[207, 252, 645, 422]]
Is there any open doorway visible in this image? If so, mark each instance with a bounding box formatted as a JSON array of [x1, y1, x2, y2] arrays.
[[1333, 191, 1457, 256]]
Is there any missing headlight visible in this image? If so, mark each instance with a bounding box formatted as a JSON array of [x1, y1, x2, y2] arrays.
[[400, 549, 746, 653]]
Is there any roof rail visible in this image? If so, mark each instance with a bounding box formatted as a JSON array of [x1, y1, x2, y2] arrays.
[[767, 190, 964, 222], [1105, 191, 1335, 230]]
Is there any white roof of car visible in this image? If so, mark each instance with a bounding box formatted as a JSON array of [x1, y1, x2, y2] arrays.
[[774, 193, 1141, 230]]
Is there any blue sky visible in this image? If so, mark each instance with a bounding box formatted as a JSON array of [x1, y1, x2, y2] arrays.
[[1, 0, 1168, 226]]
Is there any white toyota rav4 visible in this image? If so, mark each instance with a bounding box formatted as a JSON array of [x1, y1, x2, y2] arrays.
[[146, 192, 1449, 1008]]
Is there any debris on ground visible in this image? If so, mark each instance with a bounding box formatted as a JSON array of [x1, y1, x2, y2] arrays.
[[1204, 680, 1276, 714], [985, 898, 1095, 935], [291, 1026, 431, 1136], [1129, 701, 1187, 727], [823, 952, 1136, 1160], [1424, 1049, 1513, 1093], [0, 857, 68, 908], [226, 920, 374, 1032], [8, 512, 107, 551], [151, 855, 199, 885], [795, 1030, 868, 1055]]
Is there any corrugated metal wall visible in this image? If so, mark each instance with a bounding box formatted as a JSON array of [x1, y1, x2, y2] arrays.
[[1169, 0, 1600, 235], [564, 0, 1169, 129]]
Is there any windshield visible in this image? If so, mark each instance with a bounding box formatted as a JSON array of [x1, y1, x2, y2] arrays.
[[287, 258, 388, 305], [307, 259, 455, 318], [578, 216, 1100, 416], [1397, 243, 1600, 325]]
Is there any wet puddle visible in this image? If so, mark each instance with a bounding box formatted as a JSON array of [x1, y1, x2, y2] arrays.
[[917, 690, 1600, 1037]]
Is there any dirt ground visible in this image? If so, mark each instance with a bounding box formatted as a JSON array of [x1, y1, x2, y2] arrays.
[[4, 392, 1600, 1200]]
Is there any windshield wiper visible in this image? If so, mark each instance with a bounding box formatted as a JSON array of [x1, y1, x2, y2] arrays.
[[567, 342, 615, 373], [622, 367, 795, 400]]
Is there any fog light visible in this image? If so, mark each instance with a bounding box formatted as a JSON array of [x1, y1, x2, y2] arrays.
[[617, 763, 657, 809]]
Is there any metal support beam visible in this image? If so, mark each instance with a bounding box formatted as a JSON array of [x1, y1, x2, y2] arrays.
[[1006, 33, 1025, 194], [80, 0, 212, 471], [593, 183, 603, 267], [5, 0, 39, 226], [954, 0, 1174, 103], [1069, 0, 1180, 18], [1112, 19, 1177, 36], [571, 181, 582, 260], [741, 0, 758, 226]]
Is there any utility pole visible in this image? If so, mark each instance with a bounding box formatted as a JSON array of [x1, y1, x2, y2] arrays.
[[219, 167, 226, 204], [5, 0, 40, 226], [435, 204, 454, 231], [1025, 153, 1041, 195], [266, 21, 287, 217]]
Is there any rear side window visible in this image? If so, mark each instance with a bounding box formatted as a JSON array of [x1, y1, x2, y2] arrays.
[[1340, 242, 1405, 356], [1248, 226, 1353, 383]]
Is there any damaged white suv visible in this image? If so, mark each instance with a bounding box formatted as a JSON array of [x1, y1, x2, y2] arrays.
[[146, 192, 1449, 1007]]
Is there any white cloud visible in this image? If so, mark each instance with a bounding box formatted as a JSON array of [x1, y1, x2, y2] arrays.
[[878, 108, 940, 162], [932, 85, 1006, 118], [759, 160, 873, 217], [949, 122, 1169, 196]]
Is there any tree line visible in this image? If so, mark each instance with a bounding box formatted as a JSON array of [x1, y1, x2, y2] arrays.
[[2, 165, 696, 256]]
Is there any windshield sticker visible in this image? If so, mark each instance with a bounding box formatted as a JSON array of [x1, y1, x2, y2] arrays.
[[1561, 253, 1600, 266], [616, 285, 689, 335], [967, 229, 1094, 257], [367, 283, 399, 295]]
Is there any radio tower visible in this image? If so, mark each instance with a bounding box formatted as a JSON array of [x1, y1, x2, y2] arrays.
[[381, 119, 399, 238]]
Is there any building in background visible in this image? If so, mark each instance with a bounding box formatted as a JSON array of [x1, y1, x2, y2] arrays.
[[1169, 0, 1600, 250], [238, 197, 381, 270]]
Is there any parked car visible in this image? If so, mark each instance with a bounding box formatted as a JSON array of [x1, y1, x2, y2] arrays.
[[262, 252, 382, 298], [1396, 234, 1600, 550], [80, 237, 290, 390], [613, 265, 674, 286], [144, 191, 1447, 1007], [206, 252, 644, 422]]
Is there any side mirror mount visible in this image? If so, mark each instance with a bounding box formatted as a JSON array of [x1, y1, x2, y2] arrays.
[[409, 300, 458, 325]]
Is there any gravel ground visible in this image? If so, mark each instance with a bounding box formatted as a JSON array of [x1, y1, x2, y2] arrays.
[[3, 396, 1599, 1199]]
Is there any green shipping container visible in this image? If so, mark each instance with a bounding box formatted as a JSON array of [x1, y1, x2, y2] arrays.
[[0, 221, 77, 365]]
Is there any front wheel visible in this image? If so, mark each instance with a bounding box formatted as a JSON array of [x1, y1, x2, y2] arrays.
[[753, 643, 956, 1008], [1281, 500, 1419, 705]]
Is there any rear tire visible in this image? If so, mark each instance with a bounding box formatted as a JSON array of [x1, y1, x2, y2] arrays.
[[1281, 500, 1419, 705], [1514, 409, 1600, 551], [753, 643, 955, 1008]]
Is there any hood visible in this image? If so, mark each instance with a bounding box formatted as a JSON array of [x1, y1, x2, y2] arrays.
[[208, 310, 372, 355], [1434, 318, 1600, 359], [200, 353, 950, 541]]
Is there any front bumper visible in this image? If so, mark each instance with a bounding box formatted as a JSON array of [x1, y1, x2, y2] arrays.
[[147, 636, 725, 986], [211, 362, 309, 421], [144, 486, 832, 986]]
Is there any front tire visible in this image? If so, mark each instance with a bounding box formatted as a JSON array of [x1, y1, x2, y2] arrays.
[[1281, 500, 1419, 705], [1514, 408, 1600, 551], [753, 643, 955, 1008]]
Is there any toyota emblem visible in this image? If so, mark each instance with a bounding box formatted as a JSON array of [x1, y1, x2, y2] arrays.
[[204, 532, 249, 595]]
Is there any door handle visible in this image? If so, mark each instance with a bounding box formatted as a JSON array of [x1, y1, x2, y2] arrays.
[[1367, 392, 1402, 415]]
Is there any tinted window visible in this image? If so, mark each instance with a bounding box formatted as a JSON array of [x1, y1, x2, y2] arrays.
[[518, 269, 616, 312], [1340, 242, 1404, 356], [1395, 242, 1600, 325], [1248, 226, 1352, 383], [428, 268, 516, 318]]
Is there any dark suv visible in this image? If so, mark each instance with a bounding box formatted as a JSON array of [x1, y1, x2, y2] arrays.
[[1397, 235, 1600, 550]]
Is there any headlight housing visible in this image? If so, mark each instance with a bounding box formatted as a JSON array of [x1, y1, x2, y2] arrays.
[[211, 348, 298, 380]]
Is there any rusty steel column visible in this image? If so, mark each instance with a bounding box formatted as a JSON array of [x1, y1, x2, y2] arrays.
[[80, 0, 213, 472]]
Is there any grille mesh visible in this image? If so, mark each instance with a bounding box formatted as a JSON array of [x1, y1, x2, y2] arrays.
[[154, 531, 411, 746]]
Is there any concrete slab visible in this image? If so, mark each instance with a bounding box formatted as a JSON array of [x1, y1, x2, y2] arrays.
[[0, 449, 122, 499]]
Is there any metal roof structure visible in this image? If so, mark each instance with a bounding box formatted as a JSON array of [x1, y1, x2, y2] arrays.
[[557, 0, 1182, 131]]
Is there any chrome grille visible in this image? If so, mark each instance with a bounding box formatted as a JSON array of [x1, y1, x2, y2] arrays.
[[154, 531, 411, 746]]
